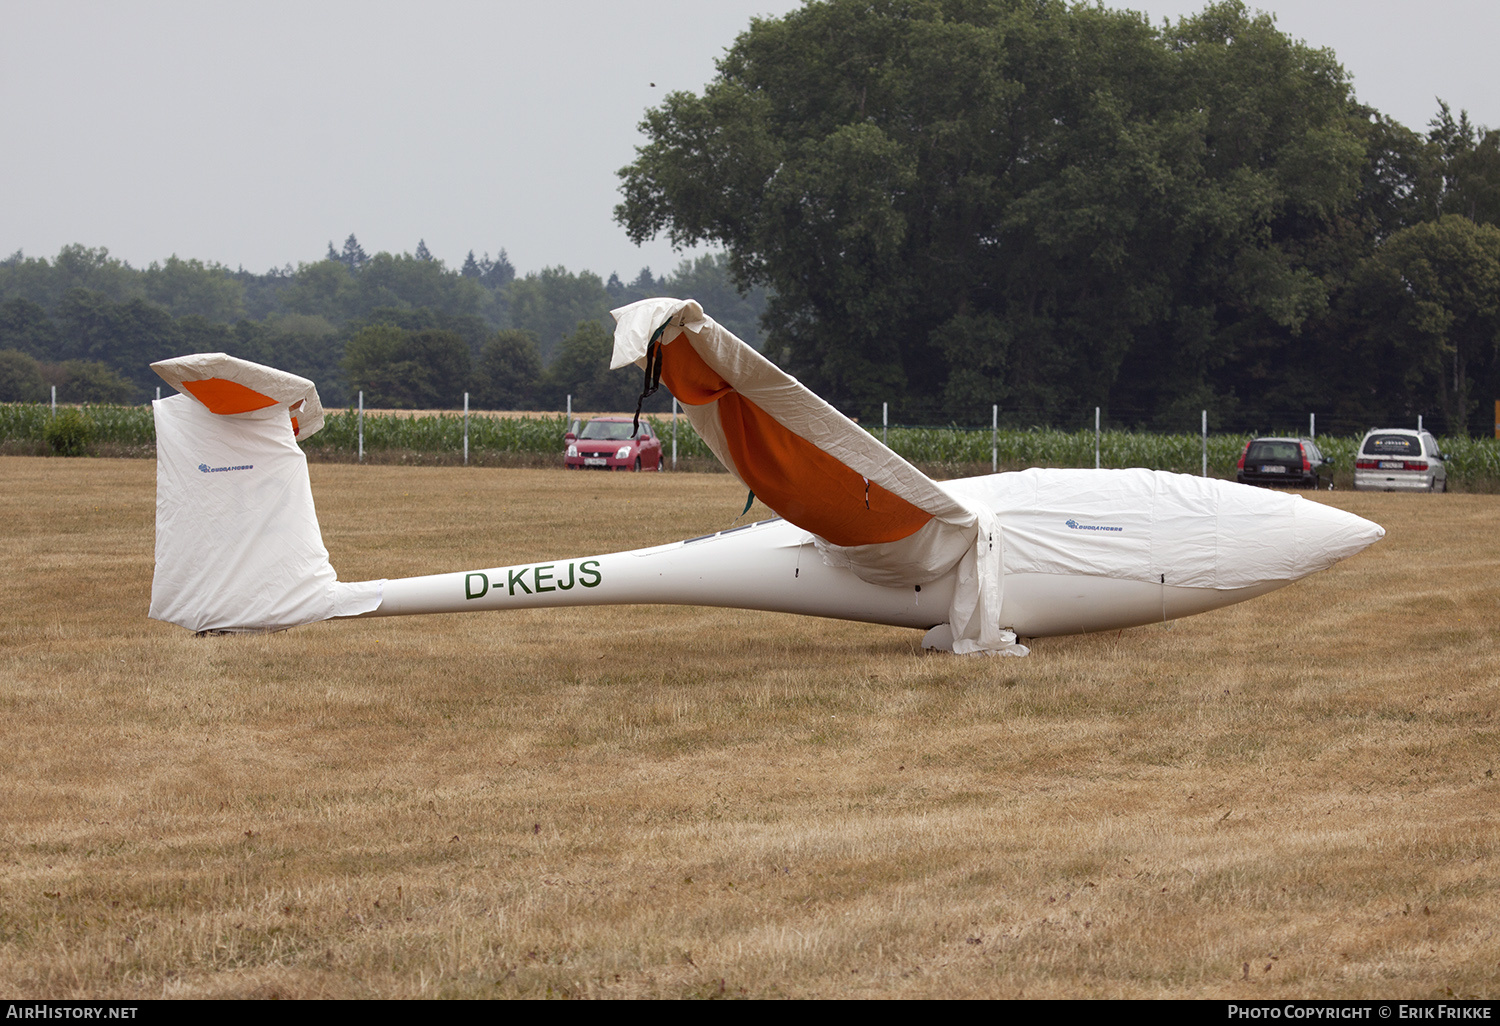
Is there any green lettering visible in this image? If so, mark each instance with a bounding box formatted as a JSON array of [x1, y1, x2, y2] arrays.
[[464, 572, 489, 600], [534, 565, 555, 593], [579, 559, 602, 588], [557, 563, 576, 590], [507, 567, 532, 596]]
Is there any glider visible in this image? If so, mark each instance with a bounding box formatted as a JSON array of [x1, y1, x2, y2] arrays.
[[148, 299, 1384, 655]]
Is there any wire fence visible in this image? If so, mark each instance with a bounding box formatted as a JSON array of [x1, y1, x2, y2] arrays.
[[6, 400, 1500, 486]]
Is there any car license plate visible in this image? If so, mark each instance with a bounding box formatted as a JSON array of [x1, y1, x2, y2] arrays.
[[1378, 461, 1403, 469], [584, 457, 606, 466], [1259, 465, 1286, 473]]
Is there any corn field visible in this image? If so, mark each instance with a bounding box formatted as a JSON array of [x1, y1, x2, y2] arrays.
[[0, 402, 157, 448], [5, 402, 1500, 487]]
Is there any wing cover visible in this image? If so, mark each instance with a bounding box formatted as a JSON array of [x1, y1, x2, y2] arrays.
[[611, 299, 1020, 655]]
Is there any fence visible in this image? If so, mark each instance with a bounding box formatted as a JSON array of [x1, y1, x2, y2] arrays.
[[6, 400, 1500, 487]]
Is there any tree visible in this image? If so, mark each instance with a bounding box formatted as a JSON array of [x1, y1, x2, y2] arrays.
[[0, 349, 48, 402], [505, 266, 612, 362], [461, 250, 482, 278], [479, 249, 516, 290], [53, 290, 177, 395], [1428, 102, 1500, 228], [46, 245, 141, 304], [45, 359, 136, 403], [415, 239, 434, 262], [1342, 215, 1500, 434], [473, 329, 543, 409], [0, 298, 61, 359], [343, 324, 471, 408], [142, 256, 246, 322], [662, 252, 768, 349], [543, 320, 646, 412], [0, 245, 142, 310], [343, 324, 406, 404], [617, 0, 1366, 423], [340, 234, 370, 273], [285, 260, 356, 322], [343, 305, 489, 359], [349, 253, 486, 324]]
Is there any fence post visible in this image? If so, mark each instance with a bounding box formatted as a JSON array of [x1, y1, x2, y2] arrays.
[[1418, 414, 1423, 432], [357, 391, 364, 464], [1310, 412, 1315, 439], [51, 385, 56, 416], [567, 394, 572, 426], [672, 397, 678, 470], [1095, 406, 1101, 469], [992, 405, 998, 474], [463, 392, 469, 466], [156, 387, 161, 402], [882, 402, 888, 446], [1201, 410, 1208, 477]]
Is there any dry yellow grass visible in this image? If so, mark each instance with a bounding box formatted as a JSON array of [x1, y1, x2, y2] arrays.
[[0, 456, 1496, 999]]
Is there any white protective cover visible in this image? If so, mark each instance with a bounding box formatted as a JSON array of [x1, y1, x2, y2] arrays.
[[948, 468, 1383, 588], [149, 365, 382, 633], [151, 351, 327, 441], [611, 298, 1021, 655]]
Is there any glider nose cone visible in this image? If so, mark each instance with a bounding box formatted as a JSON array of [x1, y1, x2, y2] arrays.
[[1296, 500, 1384, 577]]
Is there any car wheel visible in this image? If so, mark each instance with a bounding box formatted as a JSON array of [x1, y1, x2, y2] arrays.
[[633, 457, 642, 472]]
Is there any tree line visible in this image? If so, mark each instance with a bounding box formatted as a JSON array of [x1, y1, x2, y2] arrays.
[[0, 242, 767, 410], [7, 0, 1500, 435], [617, 0, 1500, 435]]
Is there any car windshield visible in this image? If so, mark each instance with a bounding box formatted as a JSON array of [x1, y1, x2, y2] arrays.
[[579, 421, 634, 441], [1247, 441, 1300, 462], [1362, 434, 1420, 457]]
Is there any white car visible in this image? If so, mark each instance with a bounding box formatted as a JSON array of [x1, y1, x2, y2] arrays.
[[1353, 428, 1448, 492]]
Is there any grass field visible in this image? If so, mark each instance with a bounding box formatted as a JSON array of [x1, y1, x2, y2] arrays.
[[1, 457, 1496, 999]]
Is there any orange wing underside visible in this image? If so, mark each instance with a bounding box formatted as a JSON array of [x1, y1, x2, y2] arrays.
[[660, 338, 932, 548], [181, 378, 279, 414]]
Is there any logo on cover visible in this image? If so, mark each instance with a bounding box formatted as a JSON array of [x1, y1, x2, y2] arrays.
[[198, 463, 254, 473], [1065, 518, 1123, 532]]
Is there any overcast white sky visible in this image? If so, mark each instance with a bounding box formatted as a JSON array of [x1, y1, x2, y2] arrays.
[[3, 1, 1496, 280]]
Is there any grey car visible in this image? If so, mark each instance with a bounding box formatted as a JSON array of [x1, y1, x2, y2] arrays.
[[1353, 428, 1448, 492]]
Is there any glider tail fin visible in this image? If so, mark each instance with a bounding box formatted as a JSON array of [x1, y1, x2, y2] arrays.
[[148, 353, 382, 633]]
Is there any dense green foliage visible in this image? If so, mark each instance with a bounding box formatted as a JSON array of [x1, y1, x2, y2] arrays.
[[0, 244, 768, 410], [0, 348, 136, 404], [42, 408, 95, 456], [618, 0, 1500, 435]]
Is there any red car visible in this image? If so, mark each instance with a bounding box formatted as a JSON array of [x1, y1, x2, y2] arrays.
[[564, 416, 665, 471]]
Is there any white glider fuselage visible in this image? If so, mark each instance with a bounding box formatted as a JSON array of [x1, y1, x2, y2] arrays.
[[144, 347, 1384, 647], [366, 507, 1290, 639]]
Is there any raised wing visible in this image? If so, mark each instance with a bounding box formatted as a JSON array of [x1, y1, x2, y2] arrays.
[[611, 298, 1018, 654]]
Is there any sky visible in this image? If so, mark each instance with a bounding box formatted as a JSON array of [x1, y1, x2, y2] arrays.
[[3, 0, 1497, 281]]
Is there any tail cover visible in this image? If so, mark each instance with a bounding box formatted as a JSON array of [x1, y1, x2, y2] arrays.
[[148, 353, 382, 633]]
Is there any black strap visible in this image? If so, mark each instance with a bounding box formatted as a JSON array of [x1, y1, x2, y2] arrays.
[[631, 322, 669, 434]]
